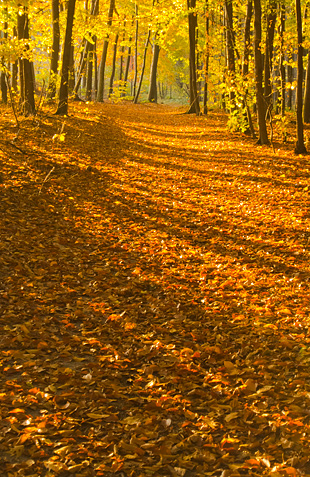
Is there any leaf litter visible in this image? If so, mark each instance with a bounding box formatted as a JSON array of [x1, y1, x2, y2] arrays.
[[1, 102, 310, 476]]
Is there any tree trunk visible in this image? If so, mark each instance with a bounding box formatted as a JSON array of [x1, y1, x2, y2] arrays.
[[1, 7, 8, 104], [97, 0, 115, 102], [119, 24, 126, 83], [242, 0, 255, 138], [0, 71, 7, 104], [68, 43, 75, 93], [264, 1, 277, 113], [287, 65, 293, 110], [86, 43, 94, 100], [109, 33, 119, 97], [148, 40, 160, 103], [187, 0, 200, 114], [47, 0, 60, 99], [295, 0, 307, 153], [224, 0, 235, 109], [253, 0, 269, 144], [133, 28, 151, 104], [56, 0, 76, 115], [304, 52, 310, 123], [133, 3, 139, 98], [203, 0, 209, 114], [17, 5, 36, 116], [122, 41, 132, 97], [280, 2, 286, 117]]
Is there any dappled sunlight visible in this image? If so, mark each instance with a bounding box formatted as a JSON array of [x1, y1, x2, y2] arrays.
[[1, 102, 310, 476]]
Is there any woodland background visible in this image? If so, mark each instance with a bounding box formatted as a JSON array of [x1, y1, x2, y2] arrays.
[[2, 1, 310, 477], [1, 0, 310, 147]]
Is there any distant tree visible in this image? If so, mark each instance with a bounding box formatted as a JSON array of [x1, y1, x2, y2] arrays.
[[56, 0, 76, 115], [17, 4, 36, 115], [47, 0, 60, 100], [97, 0, 115, 102], [203, 0, 209, 114], [109, 32, 119, 97], [148, 37, 160, 103], [253, 0, 269, 144], [187, 0, 200, 114], [134, 26, 151, 103], [264, 0, 277, 115], [295, 0, 307, 153], [224, 0, 236, 111]]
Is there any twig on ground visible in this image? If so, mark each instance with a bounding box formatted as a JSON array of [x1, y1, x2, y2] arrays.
[[39, 166, 55, 194]]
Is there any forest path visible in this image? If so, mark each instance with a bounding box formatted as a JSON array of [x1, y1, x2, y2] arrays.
[[1, 102, 310, 476]]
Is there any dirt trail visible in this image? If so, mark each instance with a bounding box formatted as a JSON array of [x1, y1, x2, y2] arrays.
[[1, 102, 310, 476]]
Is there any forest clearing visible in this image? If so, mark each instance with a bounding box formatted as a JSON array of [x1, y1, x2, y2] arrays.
[[1, 102, 310, 476]]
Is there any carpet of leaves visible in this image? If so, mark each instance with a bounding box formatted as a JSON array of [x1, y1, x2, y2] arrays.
[[1, 102, 310, 477]]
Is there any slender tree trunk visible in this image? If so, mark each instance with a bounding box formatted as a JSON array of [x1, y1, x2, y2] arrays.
[[133, 3, 139, 98], [56, 0, 76, 115], [17, 5, 36, 116], [68, 43, 75, 93], [122, 42, 132, 97], [242, 0, 255, 137], [1, 69, 7, 104], [304, 52, 310, 123], [187, 0, 200, 114], [94, 46, 98, 97], [295, 0, 307, 153], [109, 33, 119, 97], [203, 0, 209, 114], [264, 1, 277, 113], [47, 0, 60, 99], [148, 39, 160, 103], [253, 0, 269, 144], [86, 43, 94, 100], [224, 0, 235, 109], [133, 28, 151, 104], [304, 4, 310, 123], [1, 7, 8, 104], [97, 0, 115, 102], [287, 65, 293, 110], [280, 2, 286, 117], [119, 25, 126, 83]]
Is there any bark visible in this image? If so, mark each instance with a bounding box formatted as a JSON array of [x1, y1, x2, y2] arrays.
[[148, 39, 160, 103], [133, 28, 151, 104], [68, 43, 75, 93], [1, 7, 8, 104], [264, 1, 277, 111], [47, 0, 60, 99], [1, 71, 7, 104], [203, 0, 209, 114], [224, 0, 235, 109], [122, 41, 132, 97], [17, 6, 36, 116], [280, 2, 286, 117], [97, 0, 115, 102], [109, 33, 119, 97], [133, 3, 139, 98], [119, 29, 125, 82], [187, 0, 200, 114], [242, 0, 255, 138], [304, 52, 310, 123], [295, 0, 307, 153], [56, 0, 76, 115], [86, 43, 94, 100], [253, 0, 269, 144]]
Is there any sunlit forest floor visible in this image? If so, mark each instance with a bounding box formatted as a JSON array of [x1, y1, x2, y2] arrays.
[[1, 102, 310, 476]]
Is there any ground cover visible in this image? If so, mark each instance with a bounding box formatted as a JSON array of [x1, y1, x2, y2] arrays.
[[1, 102, 310, 476]]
